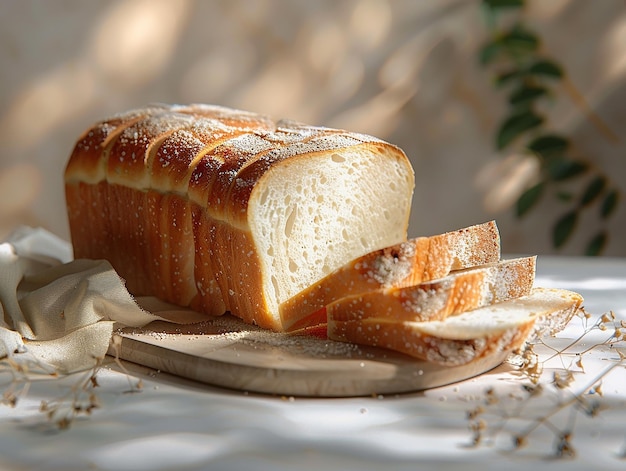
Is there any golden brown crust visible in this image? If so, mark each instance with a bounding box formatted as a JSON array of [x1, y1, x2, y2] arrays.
[[106, 112, 196, 188], [329, 317, 535, 366], [64, 105, 170, 183], [203, 134, 274, 227], [67, 181, 196, 303], [150, 128, 213, 194]]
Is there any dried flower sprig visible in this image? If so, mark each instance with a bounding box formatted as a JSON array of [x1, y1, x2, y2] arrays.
[[38, 362, 103, 430], [0, 336, 143, 430], [1, 347, 59, 409], [109, 334, 144, 393], [466, 308, 626, 458]]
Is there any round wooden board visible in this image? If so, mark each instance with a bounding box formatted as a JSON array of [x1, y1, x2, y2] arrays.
[[110, 316, 509, 397]]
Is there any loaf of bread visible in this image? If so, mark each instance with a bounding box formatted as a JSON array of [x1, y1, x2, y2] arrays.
[[328, 288, 584, 366], [64, 104, 415, 331], [280, 220, 501, 330], [65, 104, 582, 367], [287, 255, 534, 331]]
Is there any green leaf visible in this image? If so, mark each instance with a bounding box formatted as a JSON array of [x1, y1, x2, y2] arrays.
[[479, 41, 501, 65], [556, 191, 574, 202], [508, 85, 548, 107], [527, 59, 564, 79], [580, 175, 607, 207], [516, 182, 544, 217], [483, 0, 524, 9], [600, 189, 619, 218], [585, 231, 607, 256], [553, 210, 578, 248], [527, 134, 569, 159], [495, 69, 525, 87], [495, 61, 563, 88], [546, 158, 588, 181], [500, 25, 540, 56], [496, 110, 544, 149]]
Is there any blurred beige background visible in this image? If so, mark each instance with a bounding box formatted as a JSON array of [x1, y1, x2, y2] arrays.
[[1, 0, 625, 256]]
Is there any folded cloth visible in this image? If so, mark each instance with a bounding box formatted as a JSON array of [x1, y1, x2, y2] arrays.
[[0, 227, 206, 375]]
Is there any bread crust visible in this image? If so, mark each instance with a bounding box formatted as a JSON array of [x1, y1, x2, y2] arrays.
[[330, 318, 535, 366]]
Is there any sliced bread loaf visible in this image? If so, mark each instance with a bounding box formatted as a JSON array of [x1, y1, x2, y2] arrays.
[[288, 256, 535, 331], [328, 288, 583, 366], [279, 220, 501, 330]]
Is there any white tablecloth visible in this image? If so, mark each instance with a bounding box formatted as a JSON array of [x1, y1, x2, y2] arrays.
[[1, 255, 625, 471]]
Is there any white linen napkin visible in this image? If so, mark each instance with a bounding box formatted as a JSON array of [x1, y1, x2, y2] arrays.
[[0, 227, 207, 375]]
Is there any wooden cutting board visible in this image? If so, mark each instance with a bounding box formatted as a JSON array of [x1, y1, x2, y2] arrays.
[[110, 315, 509, 397]]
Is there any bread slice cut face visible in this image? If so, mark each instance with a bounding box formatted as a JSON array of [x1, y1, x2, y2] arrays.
[[248, 144, 414, 328]]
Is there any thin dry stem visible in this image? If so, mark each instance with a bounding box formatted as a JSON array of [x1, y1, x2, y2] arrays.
[[561, 76, 620, 145], [466, 309, 626, 459], [1, 338, 143, 429]]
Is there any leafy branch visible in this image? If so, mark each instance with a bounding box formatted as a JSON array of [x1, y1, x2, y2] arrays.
[[480, 0, 620, 255]]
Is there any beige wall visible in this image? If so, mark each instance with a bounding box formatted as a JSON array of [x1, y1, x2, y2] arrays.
[[1, 0, 624, 256]]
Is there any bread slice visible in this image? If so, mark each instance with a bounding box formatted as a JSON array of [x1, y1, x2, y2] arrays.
[[64, 104, 415, 331], [328, 288, 583, 366], [290, 256, 535, 331], [279, 220, 501, 331]]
